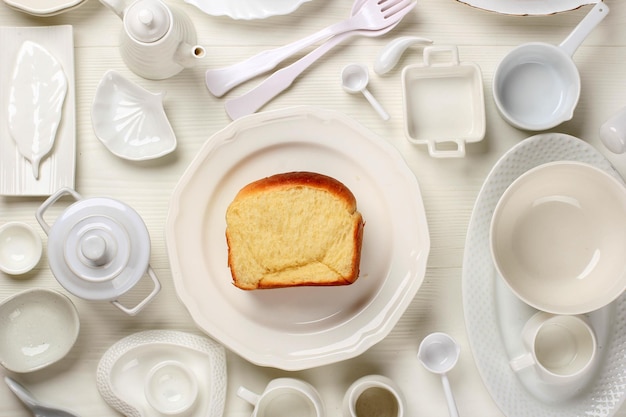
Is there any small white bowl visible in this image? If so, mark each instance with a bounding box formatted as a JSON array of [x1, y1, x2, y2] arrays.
[[145, 360, 199, 416], [0, 222, 42, 275], [490, 161, 626, 314], [0, 288, 80, 372]]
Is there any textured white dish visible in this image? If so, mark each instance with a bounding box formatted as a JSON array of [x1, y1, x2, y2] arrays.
[[462, 133, 626, 416], [2, 0, 86, 16], [96, 330, 226, 417], [0, 222, 42, 275], [9, 41, 68, 180], [0, 25, 75, 196], [185, 0, 312, 20], [166, 106, 430, 371], [456, 0, 600, 15], [92, 71, 177, 161], [0, 288, 80, 373]]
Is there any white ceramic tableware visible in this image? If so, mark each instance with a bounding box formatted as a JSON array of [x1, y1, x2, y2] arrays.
[[97, 330, 226, 417], [342, 375, 406, 417], [509, 312, 597, 386], [166, 106, 430, 371], [418, 332, 461, 417], [8, 40, 68, 180], [223, 0, 416, 120], [600, 106, 626, 154], [205, 0, 416, 97], [0, 288, 79, 373], [0, 222, 42, 275], [456, 0, 600, 15], [145, 360, 198, 416], [0, 25, 76, 197], [341, 64, 389, 121], [2, 0, 86, 16], [463, 133, 626, 415], [490, 161, 626, 315], [492, 2, 608, 131], [4, 376, 79, 417], [184, 0, 312, 20], [98, 0, 205, 80], [237, 378, 325, 417], [402, 45, 485, 158], [374, 36, 433, 75], [36, 187, 161, 316], [92, 70, 177, 161]]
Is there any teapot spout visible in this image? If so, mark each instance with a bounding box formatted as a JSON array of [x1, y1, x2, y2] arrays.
[[98, 0, 126, 19], [175, 42, 206, 69]]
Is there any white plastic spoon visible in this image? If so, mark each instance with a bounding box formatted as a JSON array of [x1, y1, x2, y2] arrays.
[[4, 376, 80, 417], [417, 332, 461, 417], [341, 63, 390, 120]]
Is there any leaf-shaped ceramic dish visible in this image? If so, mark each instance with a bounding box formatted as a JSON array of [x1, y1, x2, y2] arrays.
[[91, 71, 177, 161], [456, 0, 600, 15], [8, 41, 68, 180]]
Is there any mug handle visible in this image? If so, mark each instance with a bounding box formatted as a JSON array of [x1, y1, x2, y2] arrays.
[[111, 265, 161, 316], [509, 352, 535, 372], [237, 386, 261, 406]]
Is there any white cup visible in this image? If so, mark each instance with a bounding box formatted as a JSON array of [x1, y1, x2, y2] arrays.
[[144, 360, 198, 416], [237, 378, 325, 417], [509, 312, 597, 385], [342, 375, 405, 417]]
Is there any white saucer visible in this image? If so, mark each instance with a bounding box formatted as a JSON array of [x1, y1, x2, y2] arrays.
[[96, 330, 226, 417]]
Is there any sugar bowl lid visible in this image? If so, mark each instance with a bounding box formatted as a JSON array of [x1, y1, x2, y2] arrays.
[[37, 189, 151, 302]]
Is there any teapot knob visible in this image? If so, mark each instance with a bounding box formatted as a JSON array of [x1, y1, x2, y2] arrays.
[[80, 232, 110, 266], [124, 0, 170, 43], [138, 8, 154, 25]]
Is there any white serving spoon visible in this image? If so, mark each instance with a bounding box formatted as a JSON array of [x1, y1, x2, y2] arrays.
[[4, 377, 80, 417], [207, 0, 416, 97], [417, 332, 461, 417], [341, 63, 389, 120]]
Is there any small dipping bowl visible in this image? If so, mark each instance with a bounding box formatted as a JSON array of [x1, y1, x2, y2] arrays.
[[0, 222, 42, 275], [0, 288, 80, 372], [145, 360, 199, 416], [490, 161, 626, 314]]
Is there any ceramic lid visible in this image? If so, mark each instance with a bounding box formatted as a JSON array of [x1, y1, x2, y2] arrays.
[[124, 0, 170, 43], [47, 196, 151, 301]]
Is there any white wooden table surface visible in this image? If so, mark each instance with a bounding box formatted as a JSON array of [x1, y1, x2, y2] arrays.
[[1, 0, 626, 416]]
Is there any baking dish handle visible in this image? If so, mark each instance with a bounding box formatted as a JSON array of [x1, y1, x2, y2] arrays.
[[427, 140, 467, 158], [111, 265, 161, 316], [36, 187, 82, 235], [423, 45, 460, 67]]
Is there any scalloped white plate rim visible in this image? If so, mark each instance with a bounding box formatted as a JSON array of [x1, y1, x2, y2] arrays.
[[184, 0, 312, 20], [166, 105, 430, 371], [2, 0, 86, 16], [456, 0, 600, 15], [462, 133, 626, 417], [96, 330, 226, 417]]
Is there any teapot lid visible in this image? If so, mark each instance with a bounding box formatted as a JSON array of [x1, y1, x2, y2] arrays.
[[46, 196, 151, 301], [124, 0, 171, 43]]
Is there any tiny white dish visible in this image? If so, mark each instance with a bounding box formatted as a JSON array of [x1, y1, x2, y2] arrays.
[[92, 71, 177, 161], [0, 288, 80, 373], [2, 0, 87, 16], [185, 0, 312, 20], [96, 330, 226, 417], [456, 0, 600, 15], [402, 45, 485, 158], [0, 222, 43, 275]]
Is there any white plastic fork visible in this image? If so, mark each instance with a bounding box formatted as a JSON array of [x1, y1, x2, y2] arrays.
[[206, 0, 416, 97], [224, 3, 423, 120]]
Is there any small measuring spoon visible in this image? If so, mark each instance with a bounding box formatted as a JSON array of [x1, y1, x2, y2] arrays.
[[341, 63, 389, 121], [4, 376, 80, 417], [418, 332, 460, 417]]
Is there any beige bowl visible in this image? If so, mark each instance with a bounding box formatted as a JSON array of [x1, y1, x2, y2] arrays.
[[490, 161, 626, 314]]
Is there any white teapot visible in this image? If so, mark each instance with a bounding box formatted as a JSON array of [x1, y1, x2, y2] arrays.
[[99, 0, 206, 80]]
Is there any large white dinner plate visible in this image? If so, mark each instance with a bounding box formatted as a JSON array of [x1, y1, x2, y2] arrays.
[[166, 106, 430, 370], [185, 0, 312, 20], [456, 0, 600, 15], [462, 133, 626, 417]]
